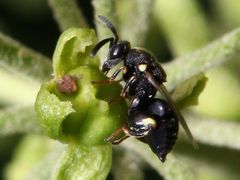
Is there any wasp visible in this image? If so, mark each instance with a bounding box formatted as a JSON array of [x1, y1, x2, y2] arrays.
[[106, 97, 179, 162], [90, 15, 198, 162]]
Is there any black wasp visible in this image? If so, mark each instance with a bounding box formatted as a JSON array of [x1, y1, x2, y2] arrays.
[[90, 15, 198, 162]]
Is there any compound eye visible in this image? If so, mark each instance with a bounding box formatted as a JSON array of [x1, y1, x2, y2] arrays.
[[109, 45, 124, 59], [138, 63, 147, 72]]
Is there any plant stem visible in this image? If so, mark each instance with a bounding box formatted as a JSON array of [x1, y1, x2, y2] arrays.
[[0, 32, 52, 105], [0, 106, 41, 136], [165, 27, 240, 90], [48, 0, 88, 31]]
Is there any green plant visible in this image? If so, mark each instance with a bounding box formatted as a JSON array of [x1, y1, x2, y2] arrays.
[[1, 0, 240, 180]]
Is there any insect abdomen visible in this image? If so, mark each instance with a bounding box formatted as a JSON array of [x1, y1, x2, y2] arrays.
[[144, 117, 179, 162], [144, 99, 179, 162]]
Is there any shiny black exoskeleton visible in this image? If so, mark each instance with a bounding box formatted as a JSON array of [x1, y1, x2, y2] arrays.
[[90, 16, 166, 100], [122, 48, 167, 99], [90, 15, 198, 162], [104, 97, 179, 162], [128, 97, 179, 162]]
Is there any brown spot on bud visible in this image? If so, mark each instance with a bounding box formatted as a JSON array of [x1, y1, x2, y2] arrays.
[[56, 75, 78, 94]]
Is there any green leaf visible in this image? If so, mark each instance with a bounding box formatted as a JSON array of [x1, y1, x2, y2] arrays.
[[48, 0, 88, 31], [0, 32, 52, 83], [214, 0, 240, 28], [26, 143, 67, 180], [0, 32, 52, 105], [92, 0, 119, 62], [165, 27, 240, 91], [194, 63, 240, 120], [185, 114, 240, 150], [92, 0, 118, 39], [116, 0, 154, 46], [0, 106, 40, 136], [4, 135, 53, 180], [120, 139, 195, 180], [172, 73, 208, 109], [111, 148, 145, 180], [175, 140, 240, 180], [0, 69, 39, 106], [153, 0, 210, 56]]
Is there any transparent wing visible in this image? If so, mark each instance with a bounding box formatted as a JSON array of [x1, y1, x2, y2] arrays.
[[146, 72, 199, 149], [159, 84, 199, 149]]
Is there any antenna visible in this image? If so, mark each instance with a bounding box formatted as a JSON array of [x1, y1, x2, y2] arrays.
[[90, 37, 114, 57], [98, 15, 118, 43]]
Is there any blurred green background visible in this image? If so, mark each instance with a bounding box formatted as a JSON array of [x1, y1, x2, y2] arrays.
[[1, 0, 240, 180]]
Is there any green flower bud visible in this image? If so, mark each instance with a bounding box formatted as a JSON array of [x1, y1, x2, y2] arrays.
[[35, 28, 127, 145]]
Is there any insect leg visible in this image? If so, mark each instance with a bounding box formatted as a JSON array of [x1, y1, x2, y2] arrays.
[[91, 66, 126, 84], [120, 75, 137, 98], [105, 125, 130, 145]]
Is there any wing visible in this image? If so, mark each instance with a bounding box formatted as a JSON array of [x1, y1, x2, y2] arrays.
[[145, 72, 199, 149]]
